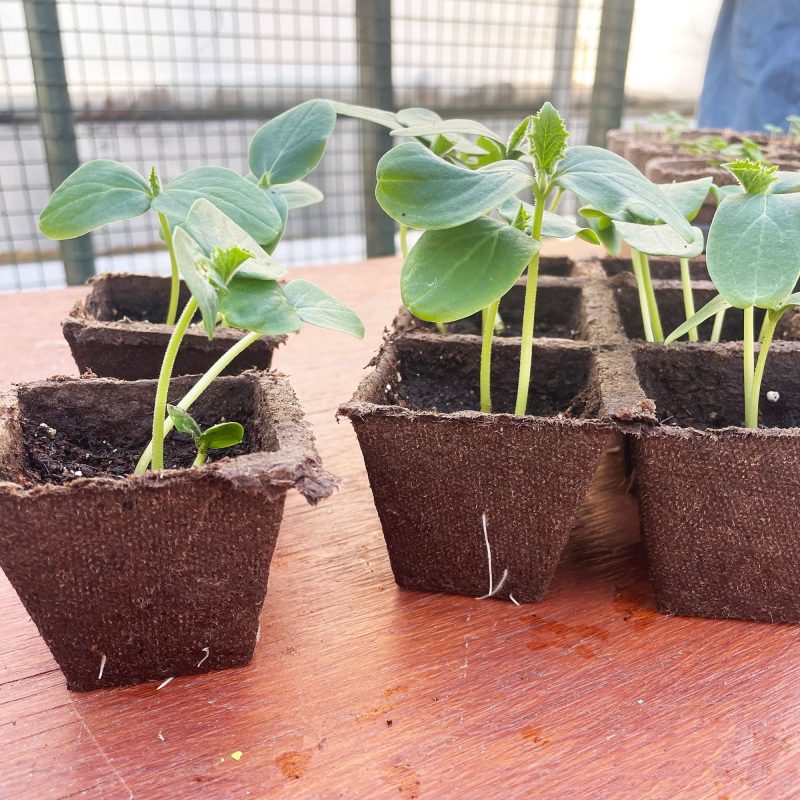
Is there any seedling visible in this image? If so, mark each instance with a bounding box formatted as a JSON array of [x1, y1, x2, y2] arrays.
[[39, 100, 335, 326], [373, 101, 692, 414], [680, 134, 766, 167], [133, 198, 364, 474], [166, 405, 244, 467], [666, 159, 800, 428], [647, 111, 690, 142]]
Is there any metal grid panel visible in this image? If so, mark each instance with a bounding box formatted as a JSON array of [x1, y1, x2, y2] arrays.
[[1, 0, 618, 291]]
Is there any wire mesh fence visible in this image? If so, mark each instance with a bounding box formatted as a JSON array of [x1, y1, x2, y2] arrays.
[[0, 0, 633, 291]]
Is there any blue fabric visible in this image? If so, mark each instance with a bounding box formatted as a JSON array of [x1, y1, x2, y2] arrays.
[[697, 0, 800, 131]]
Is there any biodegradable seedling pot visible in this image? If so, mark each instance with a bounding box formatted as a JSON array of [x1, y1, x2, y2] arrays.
[[339, 332, 613, 603], [0, 371, 334, 690], [631, 343, 800, 623], [63, 273, 285, 380], [600, 255, 710, 282]]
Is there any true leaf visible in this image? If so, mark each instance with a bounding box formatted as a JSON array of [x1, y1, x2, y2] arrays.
[[172, 227, 219, 338], [271, 180, 324, 208], [506, 116, 533, 157], [166, 404, 202, 440], [665, 294, 730, 343], [706, 192, 800, 308], [376, 142, 534, 229], [614, 221, 705, 258], [283, 279, 365, 338], [529, 102, 568, 174], [153, 167, 284, 248], [725, 158, 777, 194], [248, 99, 336, 186], [400, 216, 539, 322], [200, 421, 245, 450], [555, 146, 694, 242], [220, 276, 302, 335], [39, 160, 151, 238]]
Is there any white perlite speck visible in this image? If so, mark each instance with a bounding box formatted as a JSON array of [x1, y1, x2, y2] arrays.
[[767, 391, 780, 403]]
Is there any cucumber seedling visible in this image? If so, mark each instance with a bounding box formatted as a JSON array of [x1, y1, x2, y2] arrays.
[[166, 405, 244, 468]]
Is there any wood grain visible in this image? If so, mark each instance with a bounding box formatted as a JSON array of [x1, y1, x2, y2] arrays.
[[1, 247, 800, 800]]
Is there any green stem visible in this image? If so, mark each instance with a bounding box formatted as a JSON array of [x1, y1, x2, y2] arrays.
[[743, 305, 756, 428], [399, 223, 409, 260], [192, 445, 208, 468], [638, 251, 664, 342], [547, 187, 564, 213], [749, 309, 778, 430], [480, 300, 499, 413], [710, 308, 726, 343], [159, 212, 181, 326], [630, 249, 654, 342], [679, 258, 698, 342], [143, 297, 199, 474], [514, 194, 545, 416], [134, 330, 261, 474]]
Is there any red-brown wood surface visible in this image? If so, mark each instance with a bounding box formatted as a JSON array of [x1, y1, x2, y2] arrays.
[[1, 253, 800, 800]]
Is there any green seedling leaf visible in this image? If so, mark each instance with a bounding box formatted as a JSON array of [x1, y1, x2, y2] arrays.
[[330, 100, 399, 128], [665, 294, 730, 343], [249, 99, 336, 187], [614, 221, 705, 258], [153, 166, 284, 248], [220, 276, 303, 335], [507, 116, 533, 158], [467, 135, 506, 167], [400, 216, 539, 322], [39, 160, 152, 238], [769, 172, 800, 194], [283, 279, 365, 338], [376, 142, 534, 229], [724, 159, 778, 195], [498, 198, 600, 243], [199, 421, 245, 450], [172, 226, 219, 338], [556, 146, 694, 242], [389, 119, 503, 143], [628, 177, 713, 224], [166, 404, 203, 440], [431, 134, 456, 157], [183, 198, 285, 280], [395, 107, 442, 127], [707, 192, 800, 308], [271, 180, 324, 209], [586, 214, 622, 255], [710, 183, 742, 204], [528, 102, 568, 174]]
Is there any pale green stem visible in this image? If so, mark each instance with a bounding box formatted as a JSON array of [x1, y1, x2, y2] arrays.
[[142, 297, 198, 474], [743, 306, 756, 428], [547, 187, 564, 213], [399, 223, 409, 259], [493, 310, 505, 335], [710, 309, 726, 343], [749, 310, 779, 430], [480, 300, 499, 413], [192, 445, 209, 468], [630, 249, 655, 342], [638, 251, 664, 342], [134, 330, 261, 474], [514, 194, 545, 416], [679, 258, 698, 342], [159, 211, 181, 326]]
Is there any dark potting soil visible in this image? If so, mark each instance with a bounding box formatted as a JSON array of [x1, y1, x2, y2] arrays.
[[17, 377, 263, 486], [388, 336, 599, 418], [634, 344, 800, 429], [85, 274, 195, 323], [600, 256, 710, 282]]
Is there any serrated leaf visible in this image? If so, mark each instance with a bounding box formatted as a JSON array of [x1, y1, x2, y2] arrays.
[[376, 141, 534, 229], [271, 180, 324, 208], [556, 146, 694, 242], [506, 116, 533, 157], [200, 421, 245, 450], [220, 276, 302, 335], [400, 216, 539, 322], [707, 192, 800, 308], [167, 404, 202, 439], [614, 221, 705, 258], [172, 226, 219, 339], [389, 119, 503, 143], [330, 100, 398, 128], [153, 166, 284, 248], [665, 294, 730, 343], [529, 102, 568, 174], [39, 159, 152, 239], [248, 99, 336, 186], [724, 159, 778, 195], [283, 279, 364, 338]]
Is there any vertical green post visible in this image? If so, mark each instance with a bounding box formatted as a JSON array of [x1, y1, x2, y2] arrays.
[[23, 0, 95, 284], [355, 0, 396, 257], [586, 0, 636, 147]]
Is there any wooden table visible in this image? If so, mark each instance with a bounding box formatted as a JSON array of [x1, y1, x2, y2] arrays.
[[2, 252, 799, 800]]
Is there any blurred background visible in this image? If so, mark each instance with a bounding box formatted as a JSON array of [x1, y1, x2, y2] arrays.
[[1, 0, 720, 291]]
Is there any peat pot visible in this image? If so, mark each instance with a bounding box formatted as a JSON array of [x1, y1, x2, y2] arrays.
[[339, 333, 613, 603], [632, 343, 800, 623], [0, 371, 334, 690], [63, 273, 285, 380]]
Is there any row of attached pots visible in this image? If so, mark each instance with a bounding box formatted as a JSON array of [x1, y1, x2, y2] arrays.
[[340, 256, 800, 624]]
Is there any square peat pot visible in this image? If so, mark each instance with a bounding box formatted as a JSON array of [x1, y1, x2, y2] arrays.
[[633, 343, 800, 622], [0, 371, 334, 690], [63, 273, 285, 380], [339, 334, 612, 603]]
